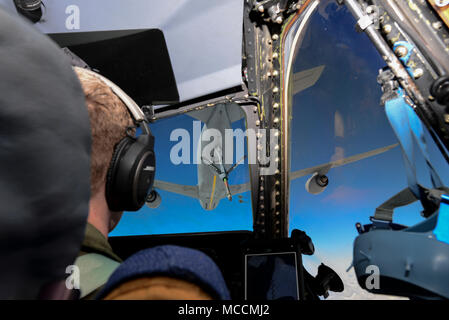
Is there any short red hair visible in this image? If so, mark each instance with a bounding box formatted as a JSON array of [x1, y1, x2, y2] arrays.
[[74, 67, 134, 196]]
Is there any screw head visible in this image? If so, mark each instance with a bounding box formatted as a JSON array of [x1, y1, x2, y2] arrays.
[[433, 21, 443, 30], [395, 45, 408, 57], [383, 24, 392, 34], [413, 68, 424, 79], [436, 0, 449, 7]]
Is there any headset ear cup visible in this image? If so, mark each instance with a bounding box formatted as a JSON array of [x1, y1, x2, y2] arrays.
[[131, 135, 156, 207], [105, 137, 134, 211], [105, 134, 155, 212]]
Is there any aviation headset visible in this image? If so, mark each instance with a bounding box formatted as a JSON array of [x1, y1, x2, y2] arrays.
[[74, 67, 156, 212]]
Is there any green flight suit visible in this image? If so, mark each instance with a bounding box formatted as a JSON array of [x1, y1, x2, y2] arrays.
[[78, 223, 122, 299]]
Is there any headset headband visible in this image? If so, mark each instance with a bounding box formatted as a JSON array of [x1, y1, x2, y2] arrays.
[[73, 66, 148, 125], [73, 66, 156, 212]]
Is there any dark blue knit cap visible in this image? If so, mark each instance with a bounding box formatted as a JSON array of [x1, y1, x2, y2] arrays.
[[98, 245, 230, 300]]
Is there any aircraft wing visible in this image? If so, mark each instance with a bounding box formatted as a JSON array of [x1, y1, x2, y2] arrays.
[[292, 65, 325, 96], [290, 143, 398, 180], [155, 144, 397, 199], [153, 180, 199, 199], [229, 182, 251, 195]]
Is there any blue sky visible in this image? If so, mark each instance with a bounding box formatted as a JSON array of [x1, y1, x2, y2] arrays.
[[110, 114, 253, 236], [111, 0, 448, 298]]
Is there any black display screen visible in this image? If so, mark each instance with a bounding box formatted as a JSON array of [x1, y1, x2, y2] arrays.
[[245, 252, 299, 300]]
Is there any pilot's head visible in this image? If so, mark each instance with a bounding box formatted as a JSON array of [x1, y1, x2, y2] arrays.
[[74, 67, 134, 237]]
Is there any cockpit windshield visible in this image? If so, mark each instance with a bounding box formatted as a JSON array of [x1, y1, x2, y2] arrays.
[[111, 0, 449, 300], [285, 0, 449, 299], [111, 108, 253, 236]]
